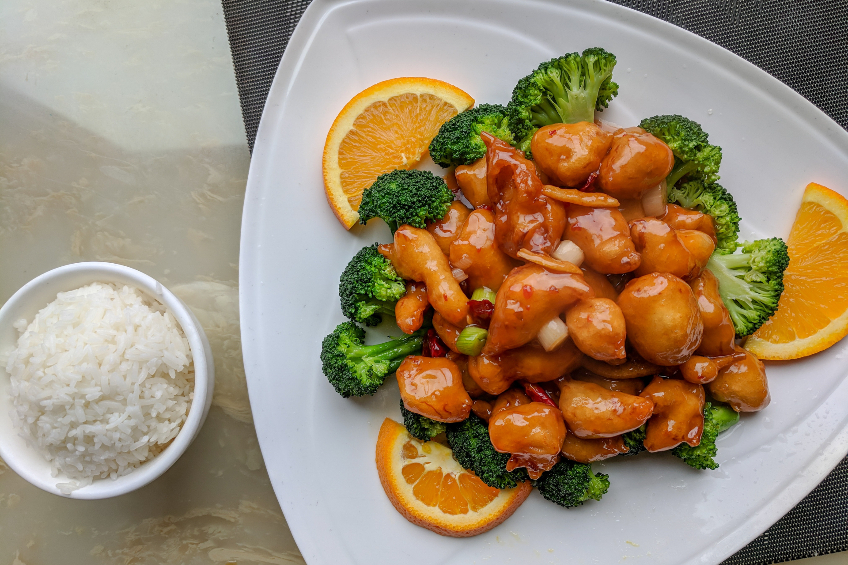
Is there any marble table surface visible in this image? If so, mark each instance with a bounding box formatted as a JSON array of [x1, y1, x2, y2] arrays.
[[0, 0, 842, 563]]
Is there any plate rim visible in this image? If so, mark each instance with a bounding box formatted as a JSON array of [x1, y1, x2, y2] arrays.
[[239, 0, 848, 563]]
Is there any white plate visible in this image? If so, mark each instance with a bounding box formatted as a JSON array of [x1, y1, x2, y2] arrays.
[[239, 1, 848, 563]]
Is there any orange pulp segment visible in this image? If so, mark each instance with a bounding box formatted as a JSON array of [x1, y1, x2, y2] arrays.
[[323, 77, 474, 229], [747, 182, 848, 359], [375, 418, 531, 537]]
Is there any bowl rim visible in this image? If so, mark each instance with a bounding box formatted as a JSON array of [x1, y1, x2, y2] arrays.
[[0, 261, 214, 499]]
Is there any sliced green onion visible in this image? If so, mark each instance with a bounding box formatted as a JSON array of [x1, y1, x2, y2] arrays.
[[470, 287, 496, 303], [456, 326, 488, 356]]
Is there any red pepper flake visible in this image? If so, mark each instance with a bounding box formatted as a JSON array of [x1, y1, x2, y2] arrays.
[[548, 128, 558, 136], [522, 285, 534, 299], [467, 299, 494, 327], [522, 382, 558, 408], [478, 204, 493, 212], [424, 329, 448, 358], [579, 170, 599, 192]]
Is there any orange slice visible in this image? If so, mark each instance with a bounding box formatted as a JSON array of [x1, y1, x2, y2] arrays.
[[375, 418, 531, 537], [323, 78, 474, 229], [746, 183, 848, 359]]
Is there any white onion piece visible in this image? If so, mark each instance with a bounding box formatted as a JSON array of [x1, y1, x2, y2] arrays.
[[551, 240, 585, 267], [642, 180, 667, 217], [451, 268, 468, 282], [595, 118, 623, 133], [452, 255, 473, 270], [537, 316, 569, 352]]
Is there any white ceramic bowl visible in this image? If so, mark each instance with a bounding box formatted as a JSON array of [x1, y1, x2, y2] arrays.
[[0, 262, 215, 499]]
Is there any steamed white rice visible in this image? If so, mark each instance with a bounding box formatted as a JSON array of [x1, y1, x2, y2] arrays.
[[6, 282, 194, 493]]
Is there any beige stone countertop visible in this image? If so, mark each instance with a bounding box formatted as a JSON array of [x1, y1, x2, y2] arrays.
[[0, 0, 844, 563], [0, 0, 301, 562]]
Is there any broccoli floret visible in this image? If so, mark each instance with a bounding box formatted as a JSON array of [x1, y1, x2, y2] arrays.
[[400, 400, 447, 441], [672, 402, 740, 470], [428, 104, 515, 168], [667, 179, 741, 254], [446, 414, 530, 489], [339, 244, 405, 327], [535, 460, 610, 508], [639, 114, 723, 189], [358, 169, 454, 232], [507, 48, 619, 155], [621, 424, 647, 456], [319, 322, 423, 398], [706, 238, 790, 337]]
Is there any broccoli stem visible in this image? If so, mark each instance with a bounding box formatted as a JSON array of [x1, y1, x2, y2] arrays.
[[386, 356, 407, 374], [665, 160, 699, 189], [707, 256, 765, 307], [360, 299, 397, 319], [714, 252, 753, 270], [377, 304, 397, 317], [712, 403, 740, 433], [533, 101, 563, 126], [710, 267, 751, 303], [347, 335, 422, 361]]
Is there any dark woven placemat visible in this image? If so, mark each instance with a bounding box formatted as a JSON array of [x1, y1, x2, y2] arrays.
[[221, 1, 848, 562]]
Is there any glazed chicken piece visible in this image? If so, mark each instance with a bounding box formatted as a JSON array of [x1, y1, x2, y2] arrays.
[[490, 387, 531, 417], [468, 340, 583, 395], [530, 122, 613, 187], [565, 298, 627, 363], [571, 368, 645, 396], [690, 269, 737, 356], [379, 226, 468, 326], [471, 400, 494, 421], [565, 205, 641, 274], [432, 312, 464, 353], [617, 273, 704, 366], [679, 353, 746, 385], [483, 264, 594, 355], [557, 376, 654, 439], [662, 203, 717, 242], [597, 127, 675, 199], [580, 267, 620, 300], [445, 350, 484, 398], [395, 281, 429, 334], [560, 433, 628, 464], [629, 218, 715, 280], [489, 402, 566, 479], [450, 208, 518, 292], [482, 132, 566, 258], [640, 376, 705, 452], [427, 201, 472, 256], [454, 157, 492, 208], [396, 356, 472, 423], [579, 355, 659, 380], [708, 349, 771, 412], [677, 229, 716, 272]]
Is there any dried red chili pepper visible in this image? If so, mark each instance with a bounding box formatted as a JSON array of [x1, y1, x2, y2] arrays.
[[522, 381, 558, 408], [424, 329, 448, 358], [578, 170, 599, 192], [467, 299, 494, 327]]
